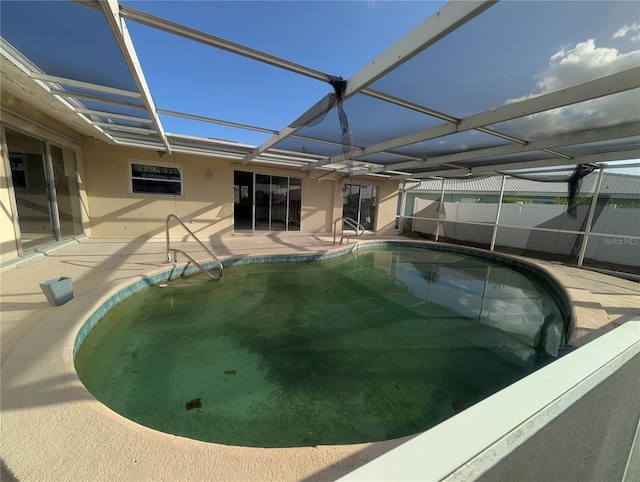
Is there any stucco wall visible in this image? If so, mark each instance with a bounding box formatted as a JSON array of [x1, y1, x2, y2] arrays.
[[82, 141, 235, 239], [375, 179, 401, 234], [302, 177, 338, 232], [82, 140, 400, 238], [0, 135, 20, 262]]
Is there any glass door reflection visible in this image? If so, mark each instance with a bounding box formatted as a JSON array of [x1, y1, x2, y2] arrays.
[[255, 174, 271, 231], [343, 183, 377, 231], [6, 128, 56, 251], [51, 145, 82, 238], [270, 176, 288, 232]]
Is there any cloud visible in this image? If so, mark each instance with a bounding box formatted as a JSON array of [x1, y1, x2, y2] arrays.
[[614, 22, 640, 42], [511, 39, 638, 99], [502, 33, 640, 139]]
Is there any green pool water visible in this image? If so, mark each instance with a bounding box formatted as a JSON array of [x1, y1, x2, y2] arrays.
[[75, 246, 569, 447]]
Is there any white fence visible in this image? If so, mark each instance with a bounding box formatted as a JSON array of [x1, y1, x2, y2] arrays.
[[411, 199, 640, 267]]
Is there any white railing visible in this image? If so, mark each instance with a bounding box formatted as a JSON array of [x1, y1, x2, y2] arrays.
[[165, 214, 223, 280], [333, 217, 366, 245]]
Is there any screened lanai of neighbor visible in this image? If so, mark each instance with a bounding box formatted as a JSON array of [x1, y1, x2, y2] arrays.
[[1, 0, 639, 268]]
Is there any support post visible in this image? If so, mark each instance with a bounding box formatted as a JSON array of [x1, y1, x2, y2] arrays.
[[435, 179, 446, 242], [398, 185, 408, 234], [577, 167, 605, 266], [490, 174, 507, 251]]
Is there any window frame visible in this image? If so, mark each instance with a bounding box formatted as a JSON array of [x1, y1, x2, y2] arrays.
[[128, 160, 184, 197]]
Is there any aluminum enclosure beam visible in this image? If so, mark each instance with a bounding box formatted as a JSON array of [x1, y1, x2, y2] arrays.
[[29, 73, 142, 99], [75, 108, 153, 124], [379, 122, 640, 173], [156, 108, 416, 159], [119, 5, 332, 83], [342, 0, 497, 98], [99, 0, 172, 154], [243, 0, 497, 165], [49, 89, 148, 110], [94, 122, 158, 135], [403, 148, 640, 179], [158, 109, 279, 135], [1, 38, 116, 143], [315, 67, 640, 171], [363, 89, 530, 145]]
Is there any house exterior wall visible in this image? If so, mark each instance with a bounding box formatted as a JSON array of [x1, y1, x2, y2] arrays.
[[82, 141, 400, 239], [0, 135, 19, 261], [302, 177, 337, 233], [1, 92, 400, 264], [375, 179, 401, 235], [82, 141, 236, 239]]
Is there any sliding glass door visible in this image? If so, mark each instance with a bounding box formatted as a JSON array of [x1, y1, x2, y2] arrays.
[[343, 183, 377, 230], [233, 171, 253, 231], [234, 171, 301, 232], [255, 174, 271, 231], [4, 127, 82, 253]]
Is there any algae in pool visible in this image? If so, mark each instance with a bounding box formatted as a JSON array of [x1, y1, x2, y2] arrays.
[[75, 247, 568, 447]]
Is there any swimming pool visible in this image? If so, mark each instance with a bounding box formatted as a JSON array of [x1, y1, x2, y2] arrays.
[[74, 242, 570, 448]]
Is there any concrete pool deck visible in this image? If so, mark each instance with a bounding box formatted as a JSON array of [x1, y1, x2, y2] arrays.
[[1, 234, 639, 481]]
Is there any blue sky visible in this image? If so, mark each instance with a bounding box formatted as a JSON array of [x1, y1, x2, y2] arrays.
[[121, 1, 446, 143], [1, 0, 638, 174], [117, 1, 639, 152]]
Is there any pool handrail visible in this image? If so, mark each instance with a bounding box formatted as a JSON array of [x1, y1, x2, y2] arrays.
[[334, 217, 366, 245], [165, 214, 223, 280]]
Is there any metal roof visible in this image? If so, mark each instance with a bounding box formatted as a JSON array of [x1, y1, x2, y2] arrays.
[[410, 172, 640, 196], [1, 1, 639, 179]]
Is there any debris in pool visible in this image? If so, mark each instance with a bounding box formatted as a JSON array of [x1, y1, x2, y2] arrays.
[[451, 401, 464, 413], [159, 283, 168, 288], [224, 370, 237, 376], [185, 398, 201, 410]]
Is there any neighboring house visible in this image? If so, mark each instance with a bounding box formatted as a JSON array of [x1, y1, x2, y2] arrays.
[[402, 173, 640, 210]]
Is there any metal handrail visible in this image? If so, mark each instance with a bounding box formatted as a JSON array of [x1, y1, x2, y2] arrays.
[[168, 248, 221, 281], [166, 214, 223, 280], [333, 217, 366, 245]]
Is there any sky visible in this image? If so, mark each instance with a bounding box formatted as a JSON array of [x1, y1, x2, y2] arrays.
[[120, 0, 446, 144], [1, 0, 638, 173], [117, 1, 640, 151]]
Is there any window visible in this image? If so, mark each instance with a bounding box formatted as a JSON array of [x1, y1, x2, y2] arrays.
[[129, 161, 182, 196]]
